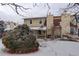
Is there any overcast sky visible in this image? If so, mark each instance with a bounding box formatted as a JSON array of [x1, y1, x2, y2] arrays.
[[0, 3, 68, 24]]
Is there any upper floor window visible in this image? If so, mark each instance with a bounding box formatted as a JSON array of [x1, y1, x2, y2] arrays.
[[39, 20, 42, 24], [30, 20, 32, 24]]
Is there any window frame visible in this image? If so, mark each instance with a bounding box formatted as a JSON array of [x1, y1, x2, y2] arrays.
[[39, 20, 42, 24], [30, 19, 32, 24]]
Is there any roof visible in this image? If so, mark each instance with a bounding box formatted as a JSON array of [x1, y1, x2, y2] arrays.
[[24, 17, 47, 20]]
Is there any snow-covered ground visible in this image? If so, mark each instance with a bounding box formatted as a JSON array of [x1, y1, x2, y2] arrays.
[[0, 39, 79, 56]]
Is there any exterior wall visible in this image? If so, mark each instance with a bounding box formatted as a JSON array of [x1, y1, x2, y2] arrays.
[[24, 18, 46, 27], [47, 15, 53, 36], [24, 17, 47, 38], [61, 13, 71, 35]]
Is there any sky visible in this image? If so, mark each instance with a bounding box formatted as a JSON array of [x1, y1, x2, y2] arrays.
[[0, 3, 68, 24]]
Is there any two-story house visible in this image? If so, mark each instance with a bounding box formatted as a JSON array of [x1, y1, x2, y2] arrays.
[[24, 12, 73, 39], [24, 17, 47, 38]]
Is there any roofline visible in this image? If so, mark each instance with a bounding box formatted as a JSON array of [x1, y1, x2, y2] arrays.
[[23, 17, 47, 20]]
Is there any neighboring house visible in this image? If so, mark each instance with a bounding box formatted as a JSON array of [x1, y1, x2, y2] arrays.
[[70, 15, 78, 35], [24, 12, 74, 39], [64, 14, 79, 36], [0, 21, 5, 38], [72, 15, 79, 36], [4, 21, 18, 31]]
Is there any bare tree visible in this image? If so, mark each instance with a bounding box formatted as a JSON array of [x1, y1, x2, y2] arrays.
[[66, 3, 79, 21], [0, 3, 31, 16], [63, 3, 79, 15], [0, 3, 51, 17], [63, 3, 79, 35], [32, 3, 51, 15]]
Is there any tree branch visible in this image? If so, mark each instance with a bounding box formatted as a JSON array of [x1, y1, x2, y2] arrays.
[[0, 3, 30, 16]]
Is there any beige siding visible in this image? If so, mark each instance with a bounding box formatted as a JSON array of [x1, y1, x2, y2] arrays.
[[24, 18, 46, 27], [61, 13, 71, 35], [47, 15, 53, 35]]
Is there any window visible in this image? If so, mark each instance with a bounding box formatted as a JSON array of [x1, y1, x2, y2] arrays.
[[39, 20, 42, 24], [30, 20, 32, 24], [38, 30, 41, 34]]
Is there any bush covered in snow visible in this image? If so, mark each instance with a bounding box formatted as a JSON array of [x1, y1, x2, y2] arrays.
[[2, 24, 39, 53]]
